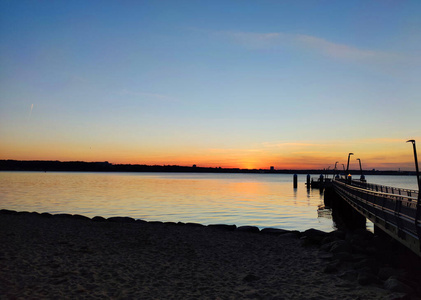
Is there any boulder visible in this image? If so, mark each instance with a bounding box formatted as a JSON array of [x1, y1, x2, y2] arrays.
[[54, 213, 73, 219], [338, 270, 358, 281], [378, 267, 402, 280], [0, 209, 18, 215], [40, 212, 53, 218], [357, 272, 379, 285], [333, 252, 353, 262], [304, 228, 328, 238], [92, 216, 107, 222], [107, 216, 136, 223], [323, 262, 339, 274], [208, 224, 237, 231], [353, 258, 379, 274], [330, 240, 352, 254], [384, 277, 413, 294], [72, 214, 91, 221], [302, 228, 329, 245], [243, 274, 260, 282], [236, 226, 260, 233], [278, 232, 300, 239], [185, 222, 205, 227], [261, 228, 288, 235]]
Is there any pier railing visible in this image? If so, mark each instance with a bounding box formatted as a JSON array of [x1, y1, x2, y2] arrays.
[[332, 178, 421, 256], [348, 179, 419, 199]]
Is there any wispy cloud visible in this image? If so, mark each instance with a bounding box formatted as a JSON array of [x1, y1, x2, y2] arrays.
[[293, 34, 397, 61], [29, 103, 34, 118], [218, 30, 402, 64], [121, 89, 178, 103]]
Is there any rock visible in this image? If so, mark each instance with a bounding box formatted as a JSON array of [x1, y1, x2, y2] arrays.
[[0, 209, 18, 215], [318, 253, 333, 260], [353, 258, 378, 274], [40, 212, 53, 218], [208, 224, 237, 231], [54, 213, 73, 219], [236, 226, 260, 233], [382, 293, 410, 300], [321, 235, 338, 245], [148, 221, 163, 224], [338, 270, 358, 281], [320, 241, 336, 252], [333, 252, 353, 262], [72, 214, 91, 221], [107, 216, 136, 223], [378, 267, 401, 280], [185, 222, 205, 227], [261, 228, 288, 235], [353, 228, 374, 240], [278, 232, 299, 239], [164, 221, 177, 226], [357, 271, 379, 285], [384, 277, 414, 294], [330, 240, 352, 253], [323, 262, 338, 274], [243, 274, 260, 282], [329, 230, 346, 240], [304, 228, 328, 238], [302, 229, 328, 246], [92, 216, 106, 222]]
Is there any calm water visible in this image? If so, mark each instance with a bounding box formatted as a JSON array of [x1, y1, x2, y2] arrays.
[[0, 172, 418, 232]]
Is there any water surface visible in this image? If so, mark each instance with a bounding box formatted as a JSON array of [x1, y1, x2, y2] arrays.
[[0, 172, 418, 232]]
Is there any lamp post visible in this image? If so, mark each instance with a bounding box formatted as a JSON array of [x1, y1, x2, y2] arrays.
[[345, 153, 354, 183], [407, 140, 420, 193], [334, 161, 339, 180], [346, 153, 354, 174], [357, 158, 366, 182]]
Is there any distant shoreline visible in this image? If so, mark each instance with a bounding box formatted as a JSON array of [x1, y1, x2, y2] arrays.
[[0, 159, 416, 175]]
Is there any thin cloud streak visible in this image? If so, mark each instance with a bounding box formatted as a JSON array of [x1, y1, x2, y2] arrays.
[[29, 104, 34, 118], [218, 30, 403, 64], [120, 89, 178, 103]]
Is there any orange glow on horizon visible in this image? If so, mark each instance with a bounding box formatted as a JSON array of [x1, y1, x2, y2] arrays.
[[1, 137, 419, 171]]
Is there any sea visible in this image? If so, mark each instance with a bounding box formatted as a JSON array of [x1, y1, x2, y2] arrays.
[[0, 171, 418, 232]]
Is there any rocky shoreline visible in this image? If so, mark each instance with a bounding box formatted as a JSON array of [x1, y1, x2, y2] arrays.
[[1, 209, 420, 299]]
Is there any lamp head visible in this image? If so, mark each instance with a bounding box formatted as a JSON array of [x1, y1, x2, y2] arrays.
[[407, 139, 415, 144]]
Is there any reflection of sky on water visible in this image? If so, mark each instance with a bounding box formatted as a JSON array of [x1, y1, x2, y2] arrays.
[[1, 172, 417, 232]]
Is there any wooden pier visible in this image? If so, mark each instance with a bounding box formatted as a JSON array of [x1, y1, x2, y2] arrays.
[[328, 177, 421, 256]]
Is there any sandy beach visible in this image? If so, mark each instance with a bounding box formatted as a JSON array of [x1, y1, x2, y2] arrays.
[[1, 210, 420, 299]]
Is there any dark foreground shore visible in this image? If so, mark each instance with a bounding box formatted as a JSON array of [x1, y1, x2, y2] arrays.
[[1, 210, 420, 299]]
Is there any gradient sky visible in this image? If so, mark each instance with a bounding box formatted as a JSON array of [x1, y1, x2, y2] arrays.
[[1, 1, 420, 170]]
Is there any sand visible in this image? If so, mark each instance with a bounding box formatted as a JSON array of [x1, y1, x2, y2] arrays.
[[0, 210, 415, 299]]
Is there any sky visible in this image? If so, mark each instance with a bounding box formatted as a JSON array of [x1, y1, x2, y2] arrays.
[[1, 0, 420, 170]]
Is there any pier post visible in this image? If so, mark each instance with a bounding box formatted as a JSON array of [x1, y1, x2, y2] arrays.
[[324, 186, 366, 231], [293, 174, 298, 188]]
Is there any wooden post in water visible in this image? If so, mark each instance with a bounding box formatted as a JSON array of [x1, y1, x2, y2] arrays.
[[293, 174, 298, 188]]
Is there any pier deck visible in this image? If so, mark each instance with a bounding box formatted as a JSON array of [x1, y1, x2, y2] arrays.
[[331, 178, 421, 256]]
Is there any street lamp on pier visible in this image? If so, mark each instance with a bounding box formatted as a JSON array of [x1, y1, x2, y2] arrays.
[[346, 153, 354, 174], [334, 162, 339, 180], [356, 158, 366, 182], [406, 140, 420, 193]]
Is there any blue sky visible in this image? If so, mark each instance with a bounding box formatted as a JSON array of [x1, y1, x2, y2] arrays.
[[1, 0, 420, 169]]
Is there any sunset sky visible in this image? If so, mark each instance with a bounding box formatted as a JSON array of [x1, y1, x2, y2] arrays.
[[1, 1, 420, 170]]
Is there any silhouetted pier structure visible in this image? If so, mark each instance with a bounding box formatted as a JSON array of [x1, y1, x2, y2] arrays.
[[329, 177, 421, 256]]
